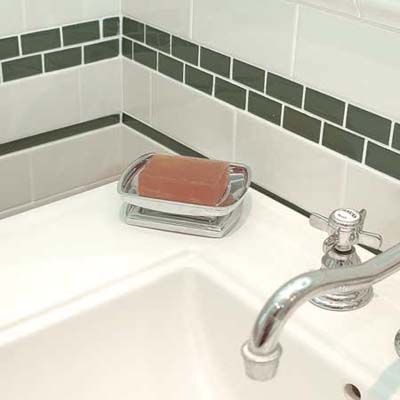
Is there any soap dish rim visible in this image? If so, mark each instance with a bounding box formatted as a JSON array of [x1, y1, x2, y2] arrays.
[[117, 152, 251, 218]]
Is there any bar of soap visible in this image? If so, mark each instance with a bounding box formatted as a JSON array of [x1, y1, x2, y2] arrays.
[[138, 154, 230, 206]]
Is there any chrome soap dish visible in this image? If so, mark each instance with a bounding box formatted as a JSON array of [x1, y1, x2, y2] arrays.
[[117, 153, 251, 238]]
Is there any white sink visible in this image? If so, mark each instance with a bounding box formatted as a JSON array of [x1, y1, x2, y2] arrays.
[[0, 255, 379, 399]]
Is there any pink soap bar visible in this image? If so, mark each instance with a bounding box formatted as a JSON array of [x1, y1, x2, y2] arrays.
[[138, 154, 230, 206]]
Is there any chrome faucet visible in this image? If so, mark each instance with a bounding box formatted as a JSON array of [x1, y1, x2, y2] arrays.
[[242, 208, 400, 381]]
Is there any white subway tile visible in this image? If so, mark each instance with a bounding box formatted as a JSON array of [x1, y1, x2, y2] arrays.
[[123, 60, 151, 123], [25, 0, 83, 30], [80, 59, 122, 121], [294, 6, 400, 120], [0, 70, 81, 144], [344, 161, 400, 250], [122, 0, 191, 37], [287, 0, 359, 16], [84, 126, 122, 183], [121, 125, 173, 169], [152, 73, 235, 161], [31, 135, 89, 200], [14, 70, 81, 140], [192, 0, 296, 75], [82, 0, 120, 20], [359, 0, 400, 30], [235, 111, 346, 215], [25, 0, 120, 31], [0, 1, 24, 37], [0, 152, 31, 211], [31, 126, 122, 200]]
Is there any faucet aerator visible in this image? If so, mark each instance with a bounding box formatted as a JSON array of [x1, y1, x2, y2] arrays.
[[241, 341, 282, 381]]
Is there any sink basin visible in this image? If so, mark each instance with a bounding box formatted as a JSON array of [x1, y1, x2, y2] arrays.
[[0, 255, 374, 399]]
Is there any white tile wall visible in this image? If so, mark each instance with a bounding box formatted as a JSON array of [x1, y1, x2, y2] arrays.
[[344, 162, 400, 250], [287, 0, 359, 16], [294, 5, 400, 120], [0, 152, 31, 211], [31, 125, 122, 200], [359, 0, 400, 29], [80, 59, 122, 121], [192, 0, 297, 75], [0, 0, 24, 37], [0, 62, 123, 145], [235, 111, 347, 216], [122, 59, 151, 123], [122, 0, 191, 37], [24, 0, 120, 31], [0, 70, 81, 143], [151, 73, 235, 161]]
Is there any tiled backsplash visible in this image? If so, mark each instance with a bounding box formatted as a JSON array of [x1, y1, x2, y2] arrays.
[[121, 16, 400, 182], [0, 1, 399, 249]]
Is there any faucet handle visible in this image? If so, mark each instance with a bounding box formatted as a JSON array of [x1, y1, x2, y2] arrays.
[[309, 213, 329, 232], [309, 208, 383, 252], [358, 230, 383, 249]]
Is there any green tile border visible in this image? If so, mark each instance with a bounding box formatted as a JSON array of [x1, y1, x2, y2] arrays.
[[0, 115, 120, 156], [0, 17, 120, 84]]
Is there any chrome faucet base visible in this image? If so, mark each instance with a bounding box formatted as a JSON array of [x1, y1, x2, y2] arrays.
[[310, 287, 373, 311]]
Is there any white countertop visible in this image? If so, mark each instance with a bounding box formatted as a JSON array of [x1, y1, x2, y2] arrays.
[[1, 183, 399, 393]]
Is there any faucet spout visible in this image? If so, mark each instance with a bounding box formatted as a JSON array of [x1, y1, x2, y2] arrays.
[[242, 243, 400, 381]]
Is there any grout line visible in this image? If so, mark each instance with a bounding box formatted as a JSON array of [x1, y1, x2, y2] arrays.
[[21, 0, 27, 31], [389, 121, 395, 147], [232, 110, 238, 161], [319, 121, 324, 145], [28, 150, 35, 203], [189, 0, 194, 40], [340, 159, 349, 207], [289, 4, 300, 78], [149, 71, 153, 124], [362, 140, 368, 163]]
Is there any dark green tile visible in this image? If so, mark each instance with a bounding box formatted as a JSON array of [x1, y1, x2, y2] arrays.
[[248, 92, 281, 125], [122, 37, 133, 59], [0, 115, 120, 156], [133, 42, 157, 69], [323, 124, 364, 162], [346, 105, 391, 144], [21, 28, 60, 55], [283, 107, 321, 143], [44, 47, 82, 72], [2, 55, 42, 81], [145, 25, 170, 53], [122, 114, 204, 158], [158, 53, 183, 82], [304, 88, 345, 125], [0, 37, 19, 61], [200, 47, 230, 78], [171, 36, 198, 65], [63, 21, 100, 46], [232, 60, 265, 92], [393, 124, 400, 151], [185, 65, 213, 95], [266, 73, 303, 107], [215, 78, 246, 109], [366, 142, 400, 180], [84, 39, 119, 64], [122, 17, 144, 42], [103, 17, 120, 37]]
